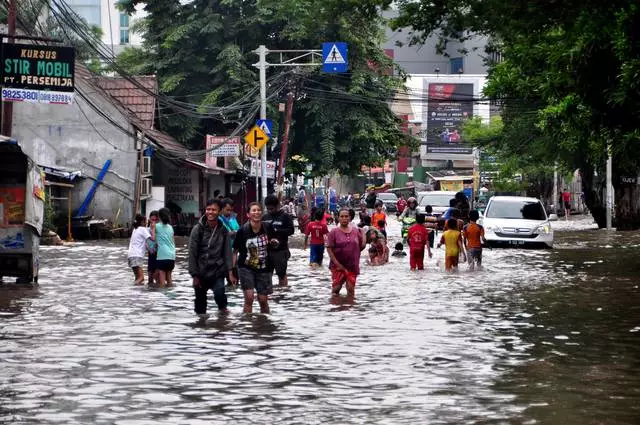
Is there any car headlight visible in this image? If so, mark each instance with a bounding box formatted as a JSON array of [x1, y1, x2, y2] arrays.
[[534, 224, 551, 234]]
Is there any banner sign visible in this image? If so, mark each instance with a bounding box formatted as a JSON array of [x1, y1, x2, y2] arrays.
[[249, 158, 276, 179], [423, 82, 474, 155], [205, 136, 240, 167]]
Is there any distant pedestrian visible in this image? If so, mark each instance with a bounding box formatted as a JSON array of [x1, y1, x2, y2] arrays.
[[365, 190, 377, 215], [127, 213, 151, 285], [372, 201, 387, 232], [463, 210, 486, 271], [562, 189, 571, 220], [438, 218, 466, 272], [233, 202, 279, 314], [188, 199, 236, 320], [327, 209, 366, 297], [304, 209, 330, 267], [155, 207, 176, 287], [263, 195, 295, 287], [220, 198, 240, 285], [407, 214, 432, 271], [146, 210, 159, 286], [396, 195, 407, 217]]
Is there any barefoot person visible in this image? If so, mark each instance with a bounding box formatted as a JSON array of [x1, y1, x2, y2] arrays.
[[232, 202, 278, 313], [326, 208, 366, 297], [127, 214, 151, 285], [188, 199, 237, 320]]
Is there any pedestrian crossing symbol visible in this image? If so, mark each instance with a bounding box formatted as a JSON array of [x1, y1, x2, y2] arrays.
[[322, 42, 348, 73]]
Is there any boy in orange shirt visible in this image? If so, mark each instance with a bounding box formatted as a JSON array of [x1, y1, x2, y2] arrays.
[[371, 201, 387, 233], [463, 210, 486, 271], [437, 218, 466, 272]]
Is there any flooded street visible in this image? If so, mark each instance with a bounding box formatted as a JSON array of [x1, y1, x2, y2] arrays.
[[2, 216, 640, 424]]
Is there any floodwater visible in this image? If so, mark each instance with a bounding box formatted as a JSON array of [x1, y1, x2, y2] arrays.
[[1, 216, 640, 424]]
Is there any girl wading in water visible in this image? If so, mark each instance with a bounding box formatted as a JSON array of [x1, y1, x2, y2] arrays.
[[326, 208, 366, 298]]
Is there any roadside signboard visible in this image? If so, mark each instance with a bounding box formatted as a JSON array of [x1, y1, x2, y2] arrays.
[[256, 119, 273, 136], [249, 158, 276, 179], [205, 136, 240, 167], [322, 42, 348, 73], [1, 43, 75, 105], [244, 125, 269, 150]]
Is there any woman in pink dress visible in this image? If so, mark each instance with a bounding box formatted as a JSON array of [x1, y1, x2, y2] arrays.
[[326, 209, 367, 297]]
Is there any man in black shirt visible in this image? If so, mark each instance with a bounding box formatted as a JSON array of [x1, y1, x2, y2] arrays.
[[262, 194, 295, 287], [232, 202, 278, 313]]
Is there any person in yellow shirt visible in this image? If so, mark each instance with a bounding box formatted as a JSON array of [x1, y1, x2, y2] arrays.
[[437, 218, 467, 272]]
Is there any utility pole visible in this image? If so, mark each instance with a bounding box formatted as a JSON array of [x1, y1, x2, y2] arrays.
[[277, 92, 294, 198], [1, 0, 16, 137], [257, 45, 268, 203], [553, 162, 558, 216], [606, 145, 613, 230], [133, 131, 143, 220], [253, 46, 323, 202]]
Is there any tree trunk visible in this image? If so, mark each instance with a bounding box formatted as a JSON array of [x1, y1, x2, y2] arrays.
[[615, 181, 640, 230], [581, 167, 607, 228]]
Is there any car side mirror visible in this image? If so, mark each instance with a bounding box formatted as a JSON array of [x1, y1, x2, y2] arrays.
[[548, 214, 558, 221]]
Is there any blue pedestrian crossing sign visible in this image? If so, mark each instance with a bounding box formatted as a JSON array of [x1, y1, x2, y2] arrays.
[[256, 119, 273, 137], [322, 42, 348, 73]]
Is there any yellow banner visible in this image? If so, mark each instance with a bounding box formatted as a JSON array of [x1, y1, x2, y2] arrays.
[[440, 180, 464, 192]]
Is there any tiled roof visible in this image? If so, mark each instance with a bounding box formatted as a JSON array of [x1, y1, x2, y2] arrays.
[[94, 75, 157, 129]]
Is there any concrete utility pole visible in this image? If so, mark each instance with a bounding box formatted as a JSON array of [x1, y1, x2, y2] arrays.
[[553, 162, 558, 215], [253, 45, 323, 202], [257, 45, 268, 203], [606, 145, 613, 230], [1, 0, 16, 137]]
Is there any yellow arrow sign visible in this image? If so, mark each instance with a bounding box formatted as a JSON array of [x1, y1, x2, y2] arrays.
[[244, 125, 269, 151]]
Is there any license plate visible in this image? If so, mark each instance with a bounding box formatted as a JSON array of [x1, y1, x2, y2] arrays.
[[509, 240, 525, 245]]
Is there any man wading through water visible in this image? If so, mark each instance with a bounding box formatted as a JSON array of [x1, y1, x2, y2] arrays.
[[188, 199, 236, 320], [262, 195, 295, 286]]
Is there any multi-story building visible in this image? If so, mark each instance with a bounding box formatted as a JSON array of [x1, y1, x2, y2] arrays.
[[66, 0, 145, 55]]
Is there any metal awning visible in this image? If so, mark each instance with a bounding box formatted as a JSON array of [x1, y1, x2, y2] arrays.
[[184, 159, 231, 176], [40, 164, 83, 181]]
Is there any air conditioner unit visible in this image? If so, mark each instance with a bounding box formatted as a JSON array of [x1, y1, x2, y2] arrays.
[[142, 156, 152, 175], [141, 178, 152, 197]]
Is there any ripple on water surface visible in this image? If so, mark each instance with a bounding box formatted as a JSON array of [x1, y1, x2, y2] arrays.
[[1, 218, 640, 424]]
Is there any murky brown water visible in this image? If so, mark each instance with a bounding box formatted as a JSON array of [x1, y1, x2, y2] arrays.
[[1, 216, 640, 424]]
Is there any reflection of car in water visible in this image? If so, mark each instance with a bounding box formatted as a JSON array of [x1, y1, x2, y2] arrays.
[[480, 196, 555, 249]]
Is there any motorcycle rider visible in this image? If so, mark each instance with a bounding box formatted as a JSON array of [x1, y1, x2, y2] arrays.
[[398, 197, 418, 219]]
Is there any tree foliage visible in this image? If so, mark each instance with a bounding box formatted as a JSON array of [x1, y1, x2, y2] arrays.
[[117, 0, 411, 175], [394, 0, 640, 228]]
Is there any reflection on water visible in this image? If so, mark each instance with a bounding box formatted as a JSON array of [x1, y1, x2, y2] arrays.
[[1, 217, 640, 424]]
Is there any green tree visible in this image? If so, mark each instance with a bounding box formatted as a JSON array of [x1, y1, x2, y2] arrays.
[[117, 0, 412, 175], [393, 0, 640, 229]]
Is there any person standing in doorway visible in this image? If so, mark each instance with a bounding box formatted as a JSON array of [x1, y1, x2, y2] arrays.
[[188, 199, 236, 320], [155, 207, 176, 287], [263, 195, 295, 287], [127, 213, 151, 285], [562, 189, 571, 220], [233, 202, 279, 313], [327, 209, 367, 297]]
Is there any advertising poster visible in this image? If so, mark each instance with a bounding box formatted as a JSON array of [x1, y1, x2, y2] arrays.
[[424, 82, 474, 155]]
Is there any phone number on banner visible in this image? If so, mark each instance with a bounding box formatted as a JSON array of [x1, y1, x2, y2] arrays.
[[1, 88, 74, 105]]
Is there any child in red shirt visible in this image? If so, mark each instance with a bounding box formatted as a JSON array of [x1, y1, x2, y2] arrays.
[[304, 209, 330, 266], [407, 214, 432, 271]]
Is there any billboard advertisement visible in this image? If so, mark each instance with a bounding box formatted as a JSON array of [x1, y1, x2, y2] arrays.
[[424, 82, 474, 155]]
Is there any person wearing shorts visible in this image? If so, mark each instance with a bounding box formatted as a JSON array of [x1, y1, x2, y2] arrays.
[[326, 209, 366, 297], [463, 210, 486, 271], [155, 207, 176, 287], [127, 214, 151, 285], [146, 210, 159, 286], [438, 218, 466, 272], [304, 209, 329, 266], [233, 202, 278, 313]]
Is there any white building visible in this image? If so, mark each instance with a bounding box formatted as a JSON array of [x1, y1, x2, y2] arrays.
[[66, 0, 145, 55]]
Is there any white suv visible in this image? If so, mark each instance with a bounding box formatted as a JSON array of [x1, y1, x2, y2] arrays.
[[480, 196, 554, 248]]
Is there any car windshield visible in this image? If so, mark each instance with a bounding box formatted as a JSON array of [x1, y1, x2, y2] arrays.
[[377, 193, 397, 201], [419, 194, 454, 207], [485, 200, 547, 220]]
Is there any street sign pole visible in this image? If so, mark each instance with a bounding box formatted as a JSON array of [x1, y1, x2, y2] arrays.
[[257, 45, 268, 203]]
